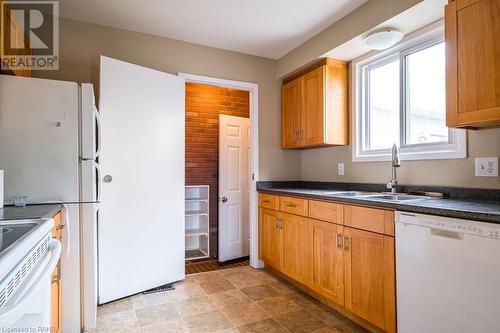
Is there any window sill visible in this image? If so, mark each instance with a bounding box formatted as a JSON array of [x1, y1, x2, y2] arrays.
[[353, 145, 467, 162]]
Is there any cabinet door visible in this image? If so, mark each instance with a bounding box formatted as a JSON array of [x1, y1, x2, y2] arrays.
[[50, 275, 61, 333], [308, 219, 344, 306], [344, 227, 396, 333], [50, 212, 62, 333], [301, 66, 325, 146], [280, 213, 308, 283], [281, 78, 302, 148], [259, 208, 281, 269], [446, 0, 500, 127]]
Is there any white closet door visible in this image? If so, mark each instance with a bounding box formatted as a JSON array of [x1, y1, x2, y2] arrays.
[[218, 114, 250, 262], [98, 56, 185, 303]]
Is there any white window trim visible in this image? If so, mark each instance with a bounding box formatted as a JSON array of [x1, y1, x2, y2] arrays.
[[352, 21, 467, 162]]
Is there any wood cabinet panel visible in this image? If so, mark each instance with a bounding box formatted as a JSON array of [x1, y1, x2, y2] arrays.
[[259, 208, 281, 269], [50, 211, 62, 333], [280, 196, 308, 216], [308, 219, 344, 306], [344, 227, 396, 333], [345, 205, 394, 236], [301, 67, 325, 146], [280, 213, 308, 284], [282, 79, 302, 148], [446, 0, 500, 128], [258, 193, 280, 211], [309, 200, 344, 224], [325, 61, 349, 145]]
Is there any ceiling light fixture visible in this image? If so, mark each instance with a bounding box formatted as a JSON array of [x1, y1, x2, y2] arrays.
[[362, 28, 403, 50]]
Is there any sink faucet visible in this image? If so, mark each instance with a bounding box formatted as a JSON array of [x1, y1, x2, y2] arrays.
[[387, 143, 400, 193]]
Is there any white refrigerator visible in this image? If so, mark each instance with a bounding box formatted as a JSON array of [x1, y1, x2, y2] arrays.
[[0, 74, 100, 332]]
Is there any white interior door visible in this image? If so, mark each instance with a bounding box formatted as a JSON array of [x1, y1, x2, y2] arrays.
[[98, 56, 185, 304], [218, 114, 250, 262]]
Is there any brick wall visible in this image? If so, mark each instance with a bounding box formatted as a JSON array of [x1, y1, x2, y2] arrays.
[[185, 83, 249, 260]]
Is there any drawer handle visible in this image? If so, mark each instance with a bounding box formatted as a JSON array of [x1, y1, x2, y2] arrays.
[[263, 200, 271, 203], [286, 203, 297, 208]]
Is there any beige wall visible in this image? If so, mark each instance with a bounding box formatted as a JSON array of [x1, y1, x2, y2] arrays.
[[32, 18, 301, 181], [302, 128, 500, 189]]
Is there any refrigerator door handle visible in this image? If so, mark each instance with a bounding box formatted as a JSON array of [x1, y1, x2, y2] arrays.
[[93, 105, 102, 159], [62, 204, 71, 256], [93, 161, 102, 204]]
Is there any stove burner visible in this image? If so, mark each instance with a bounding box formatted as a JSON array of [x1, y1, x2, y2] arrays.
[[0, 223, 38, 253], [0, 227, 13, 235]]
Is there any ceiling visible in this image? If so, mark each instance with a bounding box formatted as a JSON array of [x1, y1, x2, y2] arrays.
[[59, 0, 367, 59], [323, 0, 446, 61]]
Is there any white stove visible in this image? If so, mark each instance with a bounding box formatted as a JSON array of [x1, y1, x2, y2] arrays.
[[0, 218, 61, 331]]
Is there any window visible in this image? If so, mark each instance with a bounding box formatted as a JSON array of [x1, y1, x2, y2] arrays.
[[354, 28, 466, 161]]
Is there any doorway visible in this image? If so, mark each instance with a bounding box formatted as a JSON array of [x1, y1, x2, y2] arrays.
[[180, 73, 261, 272]]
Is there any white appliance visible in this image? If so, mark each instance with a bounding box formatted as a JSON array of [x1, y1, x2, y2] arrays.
[[97, 57, 185, 304], [396, 211, 500, 333], [0, 75, 101, 332], [0, 218, 61, 330]]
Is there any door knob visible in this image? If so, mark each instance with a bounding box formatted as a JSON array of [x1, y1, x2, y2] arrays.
[[221, 197, 228, 203], [103, 175, 113, 183]]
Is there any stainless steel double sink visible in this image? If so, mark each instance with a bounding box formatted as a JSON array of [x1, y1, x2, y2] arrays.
[[319, 191, 428, 202]]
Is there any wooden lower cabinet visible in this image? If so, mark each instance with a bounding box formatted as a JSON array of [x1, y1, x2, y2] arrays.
[[280, 213, 308, 284], [50, 212, 62, 333], [344, 227, 396, 333], [259, 197, 396, 333], [308, 219, 344, 307], [259, 208, 281, 269]]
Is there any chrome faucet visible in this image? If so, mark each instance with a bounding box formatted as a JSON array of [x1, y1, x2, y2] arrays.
[[387, 143, 400, 194]]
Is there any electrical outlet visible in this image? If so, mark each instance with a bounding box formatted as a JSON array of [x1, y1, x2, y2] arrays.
[[475, 157, 498, 177], [338, 163, 345, 176]]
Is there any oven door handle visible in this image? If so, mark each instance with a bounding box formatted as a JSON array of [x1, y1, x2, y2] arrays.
[[0, 239, 61, 319]]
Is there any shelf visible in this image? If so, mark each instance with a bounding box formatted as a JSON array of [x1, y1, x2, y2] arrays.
[[185, 185, 209, 260], [185, 211, 208, 217], [185, 228, 209, 237], [185, 249, 209, 260], [185, 198, 209, 203]]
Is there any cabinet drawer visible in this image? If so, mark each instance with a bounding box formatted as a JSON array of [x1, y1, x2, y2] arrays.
[[280, 196, 308, 216], [345, 205, 394, 236], [308, 200, 343, 224], [259, 193, 280, 210]]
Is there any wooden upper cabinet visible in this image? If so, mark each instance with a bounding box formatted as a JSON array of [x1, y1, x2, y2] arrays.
[[259, 208, 281, 269], [344, 227, 396, 333], [308, 219, 344, 307], [281, 58, 349, 149], [445, 0, 500, 128], [282, 79, 302, 148], [280, 213, 308, 284]]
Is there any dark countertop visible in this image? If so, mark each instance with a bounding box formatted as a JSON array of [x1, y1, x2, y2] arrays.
[[257, 181, 500, 224], [0, 204, 62, 221]]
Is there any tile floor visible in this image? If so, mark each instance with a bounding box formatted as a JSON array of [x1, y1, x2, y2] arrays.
[[89, 266, 368, 333]]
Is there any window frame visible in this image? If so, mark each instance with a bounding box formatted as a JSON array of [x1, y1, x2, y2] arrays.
[[352, 24, 466, 162]]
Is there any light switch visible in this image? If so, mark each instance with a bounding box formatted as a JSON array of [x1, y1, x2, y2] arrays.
[[338, 163, 345, 176]]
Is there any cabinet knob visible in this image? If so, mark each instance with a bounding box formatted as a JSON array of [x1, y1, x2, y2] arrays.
[[220, 196, 228, 203], [103, 175, 113, 183]]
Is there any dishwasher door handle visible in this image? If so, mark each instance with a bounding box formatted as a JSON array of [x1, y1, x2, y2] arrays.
[[430, 228, 464, 240]]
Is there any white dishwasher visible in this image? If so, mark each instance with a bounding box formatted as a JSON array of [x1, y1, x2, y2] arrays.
[[396, 211, 500, 333]]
